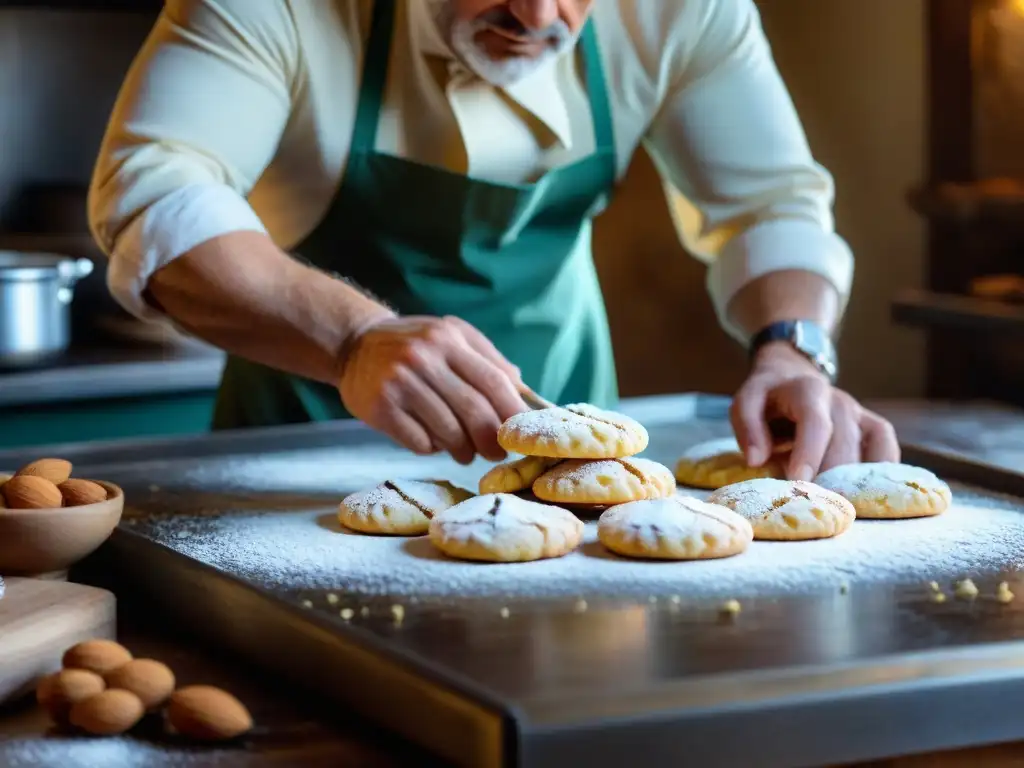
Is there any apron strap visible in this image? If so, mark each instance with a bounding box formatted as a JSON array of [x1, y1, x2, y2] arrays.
[[349, 0, 397, 154], [352, 2, 616, 159], [578, 20, 615, 155]]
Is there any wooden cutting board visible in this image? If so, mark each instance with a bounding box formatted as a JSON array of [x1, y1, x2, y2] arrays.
[[0, 577, 117, 704]]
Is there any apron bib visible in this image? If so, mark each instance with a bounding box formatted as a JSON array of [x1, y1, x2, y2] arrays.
[[212, 1, 618, 429]]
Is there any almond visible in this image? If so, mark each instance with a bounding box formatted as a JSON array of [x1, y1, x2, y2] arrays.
[[69, 689, 145, 735], [167, 685, 253, 741], [37, 669, 106, 726], [58, 479, 108, 507], [63, 640, 133, 675], [16, 458, 72, 485], [2, 475, 62, 509], [105, 659, 175, 710]]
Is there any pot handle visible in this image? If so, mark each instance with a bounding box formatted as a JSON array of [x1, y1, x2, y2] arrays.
[[56, 258, 94, 305]]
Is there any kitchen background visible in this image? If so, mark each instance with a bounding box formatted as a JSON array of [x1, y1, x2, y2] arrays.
[[1, 0, 1012, 451]]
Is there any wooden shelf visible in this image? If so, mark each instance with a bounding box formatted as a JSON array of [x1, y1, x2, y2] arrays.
[[892, 288, 1024, 333], [907, 179, 1024, 228]]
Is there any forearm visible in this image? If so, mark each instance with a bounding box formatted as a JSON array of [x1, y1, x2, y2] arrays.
[[725, 269, 841, 340], [146, 231, 394, 385]]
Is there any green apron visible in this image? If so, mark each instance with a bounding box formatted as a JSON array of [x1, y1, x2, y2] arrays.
[[212, 1, 619, 429]]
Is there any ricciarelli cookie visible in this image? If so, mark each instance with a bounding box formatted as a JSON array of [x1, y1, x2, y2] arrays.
[[338, 480, 474, 535], [479, 456, 562, 494], [708, 479, 855, 541], [428, 493, 584, 563], [497, 404, 648, 459], [674, 437, 786, 490], [598, 496, 753, 560], [532, 458, 675, 506], [813, 462, 952, 519]]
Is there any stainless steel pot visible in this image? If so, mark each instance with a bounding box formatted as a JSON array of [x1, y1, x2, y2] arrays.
[[0, 252, 93, 368]]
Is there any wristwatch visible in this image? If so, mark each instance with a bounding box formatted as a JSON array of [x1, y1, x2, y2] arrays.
[[749, 320, 838, 382]]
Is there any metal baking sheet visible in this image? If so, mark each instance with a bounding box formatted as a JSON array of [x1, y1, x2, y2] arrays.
[[16, 393, 1024, 767]]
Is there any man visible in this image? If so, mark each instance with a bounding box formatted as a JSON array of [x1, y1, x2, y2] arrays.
[[89, 0, 899, 479]]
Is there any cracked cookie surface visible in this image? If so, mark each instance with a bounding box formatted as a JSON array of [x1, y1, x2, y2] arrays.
[[338, 480, 474, 535], [532, 458, 675, 505], [814, 462, 952, 519], [428, 493, 584, 562], [598, 496, 753, 560], [674, 437, 785, 490], [708, 478, 855, 541], [497, 404, 648, 459]]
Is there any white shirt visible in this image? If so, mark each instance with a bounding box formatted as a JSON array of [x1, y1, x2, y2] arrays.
[[88, 0, 853, 342]]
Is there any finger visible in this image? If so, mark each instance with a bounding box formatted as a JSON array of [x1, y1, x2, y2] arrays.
[[396, 368, 476, 465], [444, 316, 523, 383], [820, 395, 862, 472], [730, 380, 772, 467], [861, 412, 901, 463], [784, 384, 833, 481], [374, 404, 435, 456], [447, 344, 526, 423], [420, 361, 507, 462]]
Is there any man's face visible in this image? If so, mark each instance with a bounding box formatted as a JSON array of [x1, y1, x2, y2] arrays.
[[432, 1, 594, 86]]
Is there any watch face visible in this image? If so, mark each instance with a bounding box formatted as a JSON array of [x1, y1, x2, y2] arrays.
[[793, 321, 838, 380]]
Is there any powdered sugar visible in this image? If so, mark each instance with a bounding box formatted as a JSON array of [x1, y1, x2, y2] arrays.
[[679, 437, 743, 462], [496, 405, 648, 457], [597, 497, 753, 558], [132, 482, 1024, 601], [1, 737, 216, 767], [814, 462, 951, 518]]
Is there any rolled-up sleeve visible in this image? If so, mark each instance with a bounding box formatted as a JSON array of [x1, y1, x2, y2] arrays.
[[88, 0, 297, 320], [642, 0, 853, 342]]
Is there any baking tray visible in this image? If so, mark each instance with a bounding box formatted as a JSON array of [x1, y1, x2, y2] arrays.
[[11, 393, 1024, 767]]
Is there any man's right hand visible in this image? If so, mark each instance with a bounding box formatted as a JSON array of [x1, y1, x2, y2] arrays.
[[338, 315, 528, 464]]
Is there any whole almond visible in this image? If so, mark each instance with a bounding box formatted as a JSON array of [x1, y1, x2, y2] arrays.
[[37, 669, 106, 726], [105, 659, 175, 709], [167, 686, 253, 741], [2, 475, 62, 509], [69, 689, 145, 735], [63, 640, 133, 675], [58, 479, 108, 507], [16, 458, 72, 485]]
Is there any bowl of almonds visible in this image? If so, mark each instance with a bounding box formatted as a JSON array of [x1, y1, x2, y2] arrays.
[[0, 457, 123, 577]]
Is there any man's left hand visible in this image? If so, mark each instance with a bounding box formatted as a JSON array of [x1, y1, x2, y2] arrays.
[[730, 342, 900, 481]]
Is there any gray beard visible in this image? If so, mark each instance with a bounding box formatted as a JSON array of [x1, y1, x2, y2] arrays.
[[428, 1, 577, 87]]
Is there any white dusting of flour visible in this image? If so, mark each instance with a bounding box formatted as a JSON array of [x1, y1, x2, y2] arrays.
[[138, 484, 1024, 601]]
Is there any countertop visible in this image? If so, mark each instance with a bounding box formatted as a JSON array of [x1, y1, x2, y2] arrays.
[[2, 396, 1024, 766], [0, 341, 225, 408]]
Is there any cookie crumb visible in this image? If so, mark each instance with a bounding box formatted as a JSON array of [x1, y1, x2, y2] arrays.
[[360, 606, 370, 617], [326, 593, 339, 605], [391, 604, 405, 624], [928, 581, 941, 592], [148, 484, 160, 493], [300, 599, 313, 609], [931, 592, 947, 604], [499, 607, 510, 619], [719, 599, 741, 617], [670, 595, 681, 605], [573, 599, 588, 614], [996, 582, 1015, 604], [954, 579, 978, 600], [340, 608, 354, 620]]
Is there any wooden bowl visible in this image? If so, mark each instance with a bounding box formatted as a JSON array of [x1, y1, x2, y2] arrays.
[[0, 475, 124, 578]]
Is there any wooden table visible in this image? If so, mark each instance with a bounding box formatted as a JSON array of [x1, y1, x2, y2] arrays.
[[2, 399, 1023, 767]]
